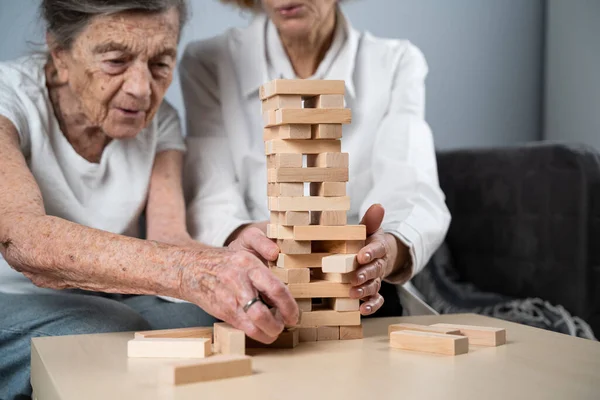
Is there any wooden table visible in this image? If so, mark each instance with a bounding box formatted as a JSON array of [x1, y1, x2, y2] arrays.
[[31, 314, 600, 400]]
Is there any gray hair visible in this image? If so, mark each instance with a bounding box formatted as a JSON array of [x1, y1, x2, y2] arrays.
[[41, 0, 189, 49]]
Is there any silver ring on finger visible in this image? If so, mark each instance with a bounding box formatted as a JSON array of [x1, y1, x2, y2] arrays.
[[242, 296, 263, 313]]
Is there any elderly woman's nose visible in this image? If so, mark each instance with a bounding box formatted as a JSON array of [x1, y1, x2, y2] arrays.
[[122, 63, 152, 99]]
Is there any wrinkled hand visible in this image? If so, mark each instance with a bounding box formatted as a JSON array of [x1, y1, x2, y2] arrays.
[[178, 248, 299, 344]]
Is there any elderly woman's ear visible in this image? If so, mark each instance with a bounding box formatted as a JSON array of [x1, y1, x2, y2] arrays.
[[45, 33, 69, 83]]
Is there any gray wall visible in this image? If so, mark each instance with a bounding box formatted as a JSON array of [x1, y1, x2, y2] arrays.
[[0, 0, 545, 150], [545, 0, 600, 149]]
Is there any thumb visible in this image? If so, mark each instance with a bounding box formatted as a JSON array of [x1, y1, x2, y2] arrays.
[[360, 204, 385, 236], [240, 227, 280, 261]]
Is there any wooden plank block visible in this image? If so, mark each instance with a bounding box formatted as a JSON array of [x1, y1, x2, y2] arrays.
[[265, 139, 341, 155], [162, 354, 252, 385], [277, 253, 332, 269], [127, 338, 211, 358], [304, 94, 345, 109], [246, 329, 299, 349], [288, 281, 351, 298], [313, 240, 364, 254], [277, 239, 311, 254], [297, 310, 361, 327], [312, 269, 354, 283], [298, 327, 318, 342], [260, 79, 345, 100], [276, 211, 310, 226], [388, 323, 461, 337], [321, 254, 359, 273], [293, 225, 366, 241], [261, 94, 302, 112], [267, 153, 303, 169], [340, 325, 364, 340], [327, 298, 360, 311], [268, 183, 304, 197], [213, 323, 246, 355], [312, 124, 343, 139], [134, 327, 213, 340], [317, 326, 340, 341], [310, 182, 346, 197], [269, 196, 350, 211], [307, 153, 349, 168], [267, 167, 348, 183], [263, 125, 311, 141], [430, 323, 507, 346], [270, 267, 310, 284], [296, 299, 312, 312], [390, 331, 469, 356], [311, 211, 347, 226], [267, 224, 293, 239], [264, 108, 352, 127]]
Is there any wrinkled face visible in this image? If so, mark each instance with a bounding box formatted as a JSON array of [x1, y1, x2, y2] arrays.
[[261, 0, 338, 39], [50, 8, 180, 139]]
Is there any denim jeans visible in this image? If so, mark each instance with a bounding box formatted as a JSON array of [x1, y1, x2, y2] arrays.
[[0, 291, 217, 400]]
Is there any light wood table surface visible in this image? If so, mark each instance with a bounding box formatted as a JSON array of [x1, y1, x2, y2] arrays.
[[31, 313, 600, 400]]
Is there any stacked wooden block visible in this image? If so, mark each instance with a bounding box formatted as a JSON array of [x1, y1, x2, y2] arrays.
[[261, 79, 365, 342]]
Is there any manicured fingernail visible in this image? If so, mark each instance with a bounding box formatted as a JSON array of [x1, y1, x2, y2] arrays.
[[365, 305, 372, 313], [364, 252, 372, 262], [358, 274, 366, 283], [357, 288, 364, 296]]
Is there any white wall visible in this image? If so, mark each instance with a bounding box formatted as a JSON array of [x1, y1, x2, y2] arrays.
[[545, 0, 600, 150], [0, 0, 545, 150]]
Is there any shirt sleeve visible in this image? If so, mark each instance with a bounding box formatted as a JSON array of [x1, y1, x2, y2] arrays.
[[0, 70, 30, 154], [155, 100, 186, 153], [359, 42, 451, 284], [179, 43, 254, 247]]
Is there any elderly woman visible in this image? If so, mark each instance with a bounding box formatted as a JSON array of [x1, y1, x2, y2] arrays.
[[0, 1, 298, 398], [182, 0, 451, 316]]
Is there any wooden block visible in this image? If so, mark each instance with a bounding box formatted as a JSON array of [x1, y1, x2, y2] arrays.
[[293, 225, 366, 241], [260, 79, 345, 100], [298, 327, 318, 342], [313, 240, 364, 254], [312, 124, 343, 139], [276, 211, 310, 226], [267, 153, 303, 169], [430, 324, 507, 346], [270, 267, 310, 284], [288, 281, 351, 298], [297, 310, 361, 328], [246, 329, 299, 349], [388, 323, 461, 337], [265, 139, 341, 155], [277, 239, 311, 254], [321, 254, 359, 273], [134, 327, 213, 340], [268, 183, 304, 197], [390, 331, 469, 356], [327, 298, 360, 311], [261, 94, 302, 112], [264, 108, 352, 127], [127, 338, 211, 358], [296, 299, 312, 312], [267, 167, 348, 183], [340, 325, 364, 340], [213, 323, 246, 355], [162, 354, 252, 385], [311, 211, 347, 226], [312, 269, 354, 283], [263, 125, 311, 141], [304, 94, 345, 109], [307, 153, 349, 168], [317, 326, 340, 341], [277, 253, 332, 269], [267, 224, 294, 239], [310, 182, 346, 197], [269, 196, 350, 212]]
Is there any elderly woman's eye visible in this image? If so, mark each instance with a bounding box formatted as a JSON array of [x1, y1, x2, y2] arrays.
[[107, 59, 126, 66]]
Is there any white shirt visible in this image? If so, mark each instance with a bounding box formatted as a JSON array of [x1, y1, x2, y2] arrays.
[[0, 55, 186, 294], [181, 11, 451, 282]]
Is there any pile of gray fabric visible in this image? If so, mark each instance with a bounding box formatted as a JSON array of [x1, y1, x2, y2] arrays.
[[412, 243, 597, 340]]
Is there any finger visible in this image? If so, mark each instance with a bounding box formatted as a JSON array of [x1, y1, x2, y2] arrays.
[[360, 293, 384, 315], [244, 298, 285, 338], [359, 204, 385, 235], [241, 227, 279, 261], [349, 278, 381, 299], [357, 238, 387, 265], [352, 258, 387, 286], [233, 311, 279, 344], [248, 267, 299, 326]]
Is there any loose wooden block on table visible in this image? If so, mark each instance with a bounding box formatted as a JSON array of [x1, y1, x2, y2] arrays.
[[267, 167, 348, 183], [293, 225, 366, 241], [269, 196, 350, 212], [298, 327, 318, 342], [162, 354, 252, 386], [270, 267, 310, 284], [311, 210, 347, 226], [313, 240, 364, 254], [431, 323, 507, 346], [267, 153, 303, 168], [288, 280, 352, 298], [268, 183, 304, 197], [317, 326, 340, 341], [277, 253, 332, 269], [390, 331, 469, 356], [271, 211, 310, 226], [321, 254, 359, 273], [260, 79, 345, 100], [134, 326, 213, 340], [214, 323, 246, 355], [388, 323, 461, 337], [297, 310, 361, 328], [247, 329, 299, 349], [263, 125, 311, 141], [127, 338, 211, 359], [340, 325, 364, 340], [261, 94, 302, 112], [327, 298, 360, 311], [310, 182, 346, 197], [312, 124, 343, 139], [277, 239, 312, 254], [304, 94, 345, 109], [307, 152, 349, 168]]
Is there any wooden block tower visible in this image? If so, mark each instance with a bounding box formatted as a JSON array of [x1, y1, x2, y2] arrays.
[[260, 79, 365, 342]]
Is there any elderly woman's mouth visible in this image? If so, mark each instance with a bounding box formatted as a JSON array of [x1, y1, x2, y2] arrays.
[[276, 3, 304, 17], [116, 108, 145, 117]]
